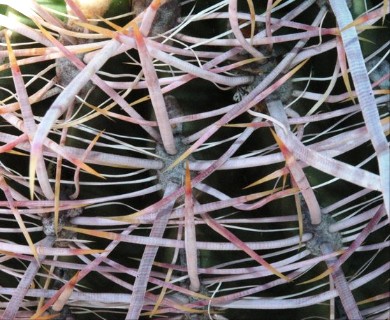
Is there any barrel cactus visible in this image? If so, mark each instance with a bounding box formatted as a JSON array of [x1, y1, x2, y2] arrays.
[[0, 0, 389, 319]]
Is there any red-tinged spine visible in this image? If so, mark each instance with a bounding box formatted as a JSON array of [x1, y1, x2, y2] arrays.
[[151, 0, 161, 11]]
